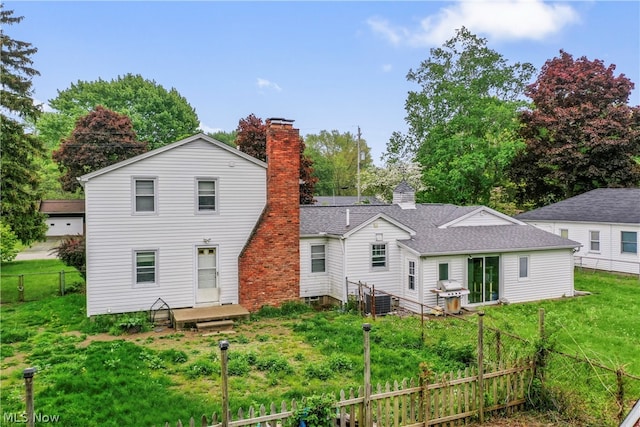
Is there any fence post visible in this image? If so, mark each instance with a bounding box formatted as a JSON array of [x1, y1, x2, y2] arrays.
[[536, 308, 548, 383], [370, 285, 376, 320], [23, 367, 36, 427], [18, 275, 24, 302], [363, 323, 372, 427], [59, 270, 66, 296], [477, 312, 485, 424], [420, 305, 425, 343], [219, 340, 230, 427], [616, 368, 624, 424]]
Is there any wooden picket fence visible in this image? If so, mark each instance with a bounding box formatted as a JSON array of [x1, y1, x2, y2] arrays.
[[159, 359, 533, 427]]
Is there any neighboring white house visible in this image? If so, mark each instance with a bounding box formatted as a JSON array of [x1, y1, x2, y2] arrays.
[[81, 127, 581, 317], [516, 188, 640, 276]]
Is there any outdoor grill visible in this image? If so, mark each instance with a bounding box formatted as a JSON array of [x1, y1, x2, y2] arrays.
[[435, 280, 470, 314]]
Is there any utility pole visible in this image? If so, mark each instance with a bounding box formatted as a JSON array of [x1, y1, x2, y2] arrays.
[[357, 126, 361, 204]]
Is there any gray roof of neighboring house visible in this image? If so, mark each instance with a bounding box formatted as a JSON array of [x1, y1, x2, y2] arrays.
[[516, 188, 640, 224], [301, 204, 580, 256], [313, 196, 385, 206]]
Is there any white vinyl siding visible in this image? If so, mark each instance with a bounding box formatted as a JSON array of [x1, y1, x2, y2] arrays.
[[134, 178, 157, 213], [85, 138, 266, 316], [196, 178, 217, 213], [502, 250, 574, 303]]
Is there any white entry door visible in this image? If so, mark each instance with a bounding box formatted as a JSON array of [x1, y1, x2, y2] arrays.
[[196, 247, 220, 304]]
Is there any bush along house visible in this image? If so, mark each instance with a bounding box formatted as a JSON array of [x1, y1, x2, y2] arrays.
[[80, 118, 580, 317]]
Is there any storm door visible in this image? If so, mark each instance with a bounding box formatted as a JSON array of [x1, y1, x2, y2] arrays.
[[196, 247, 219, 304]]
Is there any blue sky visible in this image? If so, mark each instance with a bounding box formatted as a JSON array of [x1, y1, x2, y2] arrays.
[[6, 1, 640, 164]]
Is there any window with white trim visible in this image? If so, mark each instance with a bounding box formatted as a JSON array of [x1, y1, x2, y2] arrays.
[[560, 229, 568, 239], [135, 250, 157, 285], [589, 231, 600, 252], [311, 244, 326, 273], [408, 260, 416, 290], [621, 231, 638, 254], [371, 244, 387, 269], [196, 179, 217, 212], [518, 256, 529, 279], [134, 178, 156, 213], [438, 263, 449, 281]]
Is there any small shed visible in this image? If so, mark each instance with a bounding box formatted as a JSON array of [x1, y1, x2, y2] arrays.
[[40, 200, 85, 236]]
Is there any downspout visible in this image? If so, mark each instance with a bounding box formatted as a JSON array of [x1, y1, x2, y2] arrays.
[[341, 236, 347, 305]]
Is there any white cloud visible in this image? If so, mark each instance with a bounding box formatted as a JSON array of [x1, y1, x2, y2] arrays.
[[33, 98, 55, 113], [256, 78, 282, 92], [369, 0, 579, 47], [199, 123, 222, 134]]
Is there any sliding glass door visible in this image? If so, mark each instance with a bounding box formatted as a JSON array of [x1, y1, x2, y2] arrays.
[[467, 256, 500, 304]]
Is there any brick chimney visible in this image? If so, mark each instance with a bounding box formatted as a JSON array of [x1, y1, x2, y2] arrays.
[[238, 118, 300, 311]]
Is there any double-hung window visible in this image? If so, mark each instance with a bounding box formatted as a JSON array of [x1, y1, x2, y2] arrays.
[[135, 250, 157, 285], [621, 231, 638, 254], [196, 179, 216, 212], [589, 231, 600, 252], [408, 260, 416, 290], [134, 178, 156, 213], [371, 244, 387, 269], [311, 244, 326, 273]]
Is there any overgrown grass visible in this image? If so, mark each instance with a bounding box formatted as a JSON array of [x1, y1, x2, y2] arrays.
[[0, 263, 637, 426], [1, 259, 84, 303]]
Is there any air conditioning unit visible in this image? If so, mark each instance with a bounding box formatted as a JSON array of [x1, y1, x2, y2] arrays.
[[364, 293, 392, 315]]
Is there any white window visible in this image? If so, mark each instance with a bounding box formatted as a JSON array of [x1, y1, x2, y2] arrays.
[[560, 229, 568, 239], [196, 179, 216, 212], [408, 260, 416, 290], [371, 244, 387, 269], [518, 256, 529, 279], [621, 231, 638, 254], [135, 250, 157, 285], [134, 178, 156, 213], [438, 263, 449, 281], [589, 231, 600, 252], [311, 244, 326, 273]]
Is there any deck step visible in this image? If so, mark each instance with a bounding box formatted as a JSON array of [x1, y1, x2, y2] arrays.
[[196, 319, 234, 331]]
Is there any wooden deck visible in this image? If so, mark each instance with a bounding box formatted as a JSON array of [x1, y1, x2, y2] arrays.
[[171, 305, 250, 331]]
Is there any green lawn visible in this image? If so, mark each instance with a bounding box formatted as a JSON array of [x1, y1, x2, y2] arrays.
[[0, 263, 638, 426], [1, 259, 84, 303]]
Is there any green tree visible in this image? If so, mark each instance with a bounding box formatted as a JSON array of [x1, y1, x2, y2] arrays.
[[304, 130, 373, 196], [386, 27, 535, 206], [510, 51, 640, 207], [52, 106, 148, 192], [360, 161, 425, 203], [37, 73, 199, 150], [235, 114, 317, 204], [0, 221, 20, 262], [0, 6, 47, 244], [207, 130, 237, 147]]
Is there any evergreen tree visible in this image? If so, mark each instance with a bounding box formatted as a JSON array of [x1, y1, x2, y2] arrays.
[[0, 6, 47, 244]]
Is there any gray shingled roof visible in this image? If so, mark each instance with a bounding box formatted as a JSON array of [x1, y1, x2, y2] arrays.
[[301, 204, 579, 255], [313, 196, 385, 206], [516, 188, 640, 224]]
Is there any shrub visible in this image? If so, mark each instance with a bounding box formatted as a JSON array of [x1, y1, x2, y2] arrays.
[[54, 235, 86, 279], [304, 363, 333, 380], [0, 221, 19, 262], [287, 394, 336, 427]]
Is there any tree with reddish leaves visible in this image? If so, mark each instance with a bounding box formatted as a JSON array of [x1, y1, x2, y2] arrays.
[[510, 50, 640, 207], [53, 106, 148, 192], [235, 114, 317, 204]]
